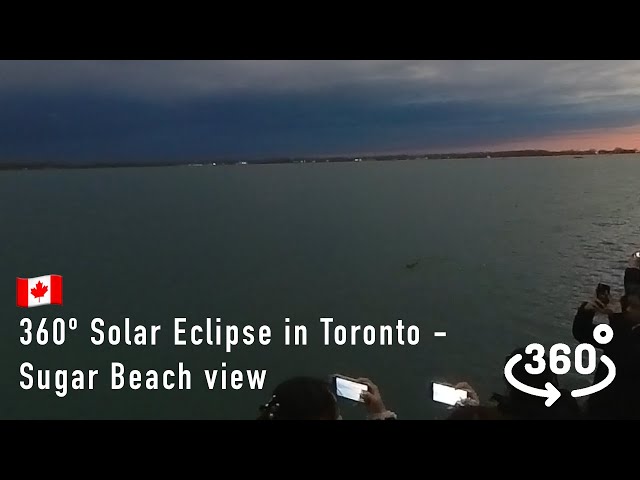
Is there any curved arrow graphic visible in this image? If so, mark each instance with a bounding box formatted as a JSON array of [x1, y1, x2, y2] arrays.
[[504, 354, 561, 407], [571, 355, 616, 398]]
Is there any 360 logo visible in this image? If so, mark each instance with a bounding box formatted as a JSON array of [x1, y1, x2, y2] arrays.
[[504, 324, 616, 407]]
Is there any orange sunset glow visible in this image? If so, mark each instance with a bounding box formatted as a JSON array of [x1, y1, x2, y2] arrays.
[[478, 124, 640, 153]]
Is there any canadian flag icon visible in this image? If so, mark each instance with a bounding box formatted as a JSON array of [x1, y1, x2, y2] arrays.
[[16, 275, 63, 308]]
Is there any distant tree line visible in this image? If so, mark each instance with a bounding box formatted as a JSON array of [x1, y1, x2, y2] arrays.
[[0, 148, 637, 170]]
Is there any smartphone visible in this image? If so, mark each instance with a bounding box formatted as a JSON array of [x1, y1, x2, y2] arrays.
[[331, 375, 368, 403], [432, 382, 468, 406], [596, 283, 611, 305]]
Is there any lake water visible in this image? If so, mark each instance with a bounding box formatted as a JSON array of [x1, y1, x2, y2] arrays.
[[1, 155, 639, 419]]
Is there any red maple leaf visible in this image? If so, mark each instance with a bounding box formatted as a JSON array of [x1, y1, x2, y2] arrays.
[[31, 281, 48, 302]]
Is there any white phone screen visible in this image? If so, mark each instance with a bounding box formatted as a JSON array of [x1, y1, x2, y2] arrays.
[[335, 377, 368, 402], [432, 382, 468, 406]]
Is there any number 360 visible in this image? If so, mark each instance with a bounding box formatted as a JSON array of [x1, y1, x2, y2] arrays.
[[525, 343, 598, 376]]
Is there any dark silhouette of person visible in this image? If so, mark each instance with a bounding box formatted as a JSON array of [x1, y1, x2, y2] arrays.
[[446, 348, 581, 420], [488, 347, 581, 420], [256, 376, 397, 420], [572, 286, 640, 419]]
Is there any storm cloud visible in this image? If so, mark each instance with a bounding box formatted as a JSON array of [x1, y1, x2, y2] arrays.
[[1, 60, 639, 163]]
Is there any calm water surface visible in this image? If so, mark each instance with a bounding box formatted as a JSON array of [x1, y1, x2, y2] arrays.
[[1, 155, 639, 419]]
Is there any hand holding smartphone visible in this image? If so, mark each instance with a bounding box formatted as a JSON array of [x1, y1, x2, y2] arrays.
[[588, 283, 615, 315], [331, 374, 369, 403], [432, 382, 468, 406], [596, 283, 611, 306]]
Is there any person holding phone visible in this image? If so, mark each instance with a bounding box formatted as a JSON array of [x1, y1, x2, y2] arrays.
[[257, 375, 396, 420], [572, 282, 640, 419], [625, 251, 640, 294], [446, 348, 580, 420]]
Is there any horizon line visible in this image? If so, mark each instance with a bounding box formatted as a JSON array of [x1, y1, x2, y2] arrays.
[[1, 146, 638, 169]]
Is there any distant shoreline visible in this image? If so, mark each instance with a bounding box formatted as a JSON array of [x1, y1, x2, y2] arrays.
[[1, 148, 638, 171]]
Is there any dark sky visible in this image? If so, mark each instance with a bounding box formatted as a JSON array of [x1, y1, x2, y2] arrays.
[[1, 60, 640, 164]]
